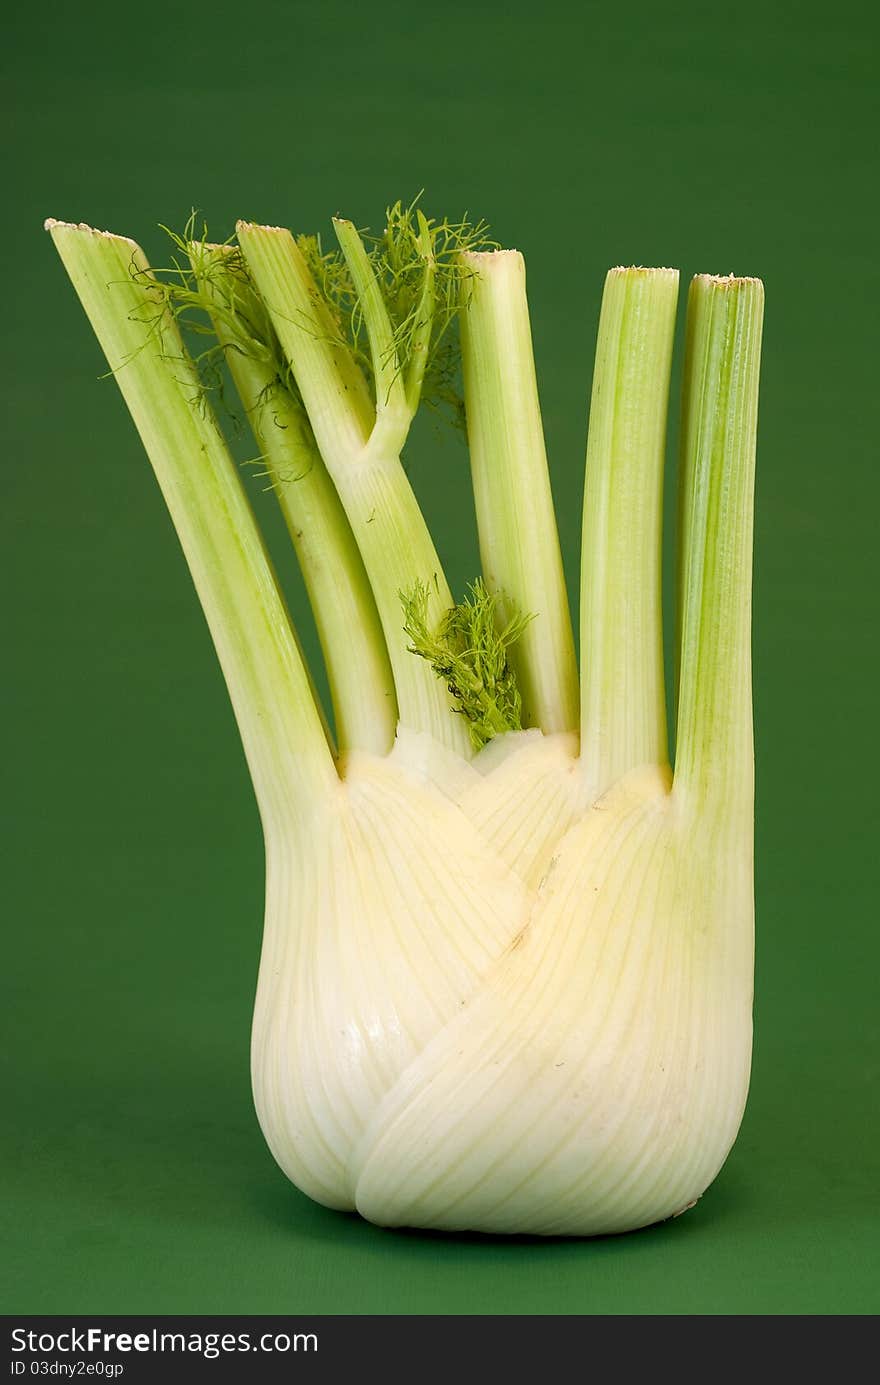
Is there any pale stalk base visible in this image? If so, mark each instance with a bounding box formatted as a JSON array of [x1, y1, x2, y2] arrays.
[[252, 731, 752, 1237]]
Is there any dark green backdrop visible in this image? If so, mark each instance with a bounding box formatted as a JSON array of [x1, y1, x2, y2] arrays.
[[3, 0, 877, 1315]]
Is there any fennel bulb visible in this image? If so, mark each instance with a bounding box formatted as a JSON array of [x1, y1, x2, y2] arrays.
[[47, 206, 762, 1236]]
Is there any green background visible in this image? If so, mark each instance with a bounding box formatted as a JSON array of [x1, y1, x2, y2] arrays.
[[3, 0, 877, 1316]]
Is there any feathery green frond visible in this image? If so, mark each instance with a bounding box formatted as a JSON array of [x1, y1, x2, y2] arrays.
[[145, 220, 319, 482], [297, 197, 495, 418], [402, 578, 533, 749]]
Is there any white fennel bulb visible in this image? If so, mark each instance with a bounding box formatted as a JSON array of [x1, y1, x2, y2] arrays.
[[47, 207, 762, 1236]]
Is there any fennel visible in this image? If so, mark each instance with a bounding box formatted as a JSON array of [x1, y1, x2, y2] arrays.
[[47, 206, 763, 1236]]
